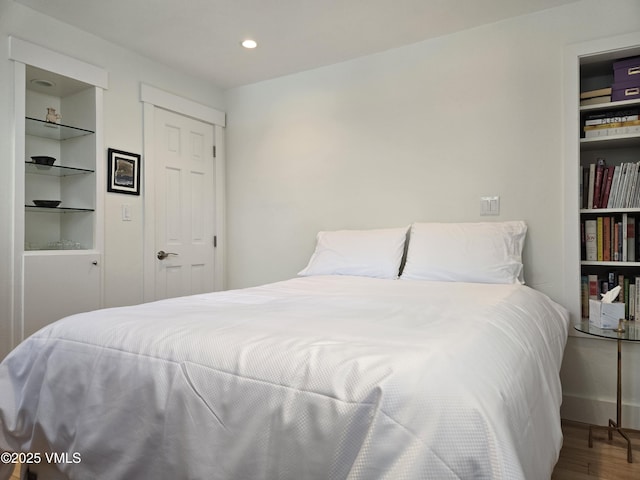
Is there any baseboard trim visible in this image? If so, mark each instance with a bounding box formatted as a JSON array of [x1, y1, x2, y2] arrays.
[[562, 394, 640, 431]]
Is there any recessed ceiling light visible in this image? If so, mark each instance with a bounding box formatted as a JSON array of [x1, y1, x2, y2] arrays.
[[30, 78, 55, 88], [241, 39, 257, 49]]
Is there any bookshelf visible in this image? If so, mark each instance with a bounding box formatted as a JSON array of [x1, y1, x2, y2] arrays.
[[579, 53, 640, 321]]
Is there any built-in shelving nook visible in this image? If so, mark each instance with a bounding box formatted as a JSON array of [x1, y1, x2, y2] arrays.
[[10, 37, 108, 343]]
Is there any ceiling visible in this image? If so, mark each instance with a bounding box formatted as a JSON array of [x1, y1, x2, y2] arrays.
[[15, 0, 579, 89]]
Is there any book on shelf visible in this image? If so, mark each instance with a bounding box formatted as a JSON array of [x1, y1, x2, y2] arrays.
[[603, 216, 611, 261], [623, 215, 629, 261], [583, 108, 639, 125], [600, 166, 614, 208], [635, 275, 640, 320], [597, 216, 604, 261], [616, 277, 631, 320], [592, 159, 606, 208], [581, 276, 589, 318], [608, 219, 621, 262], [585, 115, 640, 126], [628, 216, 636, 262], [580, 166, 585, 209], [588, 274, 599, 300], [584, 219, 597, 260], [580, 87, 613, 99], [587, 163, 596, 210], [614, 221, 621, 261], [580, 95, 611, 106]]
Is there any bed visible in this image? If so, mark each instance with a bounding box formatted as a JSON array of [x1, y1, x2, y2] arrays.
[[0, 222, 569, 480]]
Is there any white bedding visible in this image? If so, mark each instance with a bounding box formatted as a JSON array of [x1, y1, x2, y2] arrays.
[[0, 276, 569, 479]]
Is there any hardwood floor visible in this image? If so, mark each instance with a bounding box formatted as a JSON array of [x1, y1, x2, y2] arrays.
[[553, 420, 640, 479]]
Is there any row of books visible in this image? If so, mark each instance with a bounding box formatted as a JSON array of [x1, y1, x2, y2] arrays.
[[581, 272, 639, 320], [581, 160, 640, 210], [583, 120, 640, 138], [582, 215, 636, 262], [581, 106, 640, 138], [581, 107, 640, 138]]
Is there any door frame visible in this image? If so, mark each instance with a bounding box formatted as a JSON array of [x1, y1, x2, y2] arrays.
[[141, 84, 226, 301]]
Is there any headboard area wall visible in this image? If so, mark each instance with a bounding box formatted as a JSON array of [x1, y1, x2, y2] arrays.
[[224, 1, 640, 306]]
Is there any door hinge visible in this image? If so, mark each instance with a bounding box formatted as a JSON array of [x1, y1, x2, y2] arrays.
[[213, 235, 217, 248], [213, 145, 216, 158]]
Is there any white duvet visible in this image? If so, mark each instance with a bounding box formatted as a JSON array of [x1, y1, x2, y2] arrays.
[[0, 276, 569, 480]]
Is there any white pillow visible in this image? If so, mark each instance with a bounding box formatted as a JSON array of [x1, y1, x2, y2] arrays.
[[401, 221, 527, 284], [298, 227, 408, 279]]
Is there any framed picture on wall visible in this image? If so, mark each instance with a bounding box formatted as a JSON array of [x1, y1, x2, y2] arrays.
[[107, 148, 141, 195]]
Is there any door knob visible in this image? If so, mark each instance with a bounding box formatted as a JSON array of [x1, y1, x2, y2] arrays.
[[157, 250, 178, 260]]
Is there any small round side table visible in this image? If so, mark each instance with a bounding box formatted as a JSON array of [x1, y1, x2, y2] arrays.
[[574, 319, 640, 463]]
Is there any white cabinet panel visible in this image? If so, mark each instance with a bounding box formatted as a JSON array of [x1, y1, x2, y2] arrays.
[[24, 253, 101, 337]]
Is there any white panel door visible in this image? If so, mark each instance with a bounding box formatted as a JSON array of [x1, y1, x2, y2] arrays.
[[154, 108, 215, 299]]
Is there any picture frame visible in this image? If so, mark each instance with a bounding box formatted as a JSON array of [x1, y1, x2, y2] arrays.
[[107, 148, 141, 195]]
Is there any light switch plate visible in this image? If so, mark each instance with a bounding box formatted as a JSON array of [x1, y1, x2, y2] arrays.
[[480, 196, 500, 216], [122, 204, 132, 221]]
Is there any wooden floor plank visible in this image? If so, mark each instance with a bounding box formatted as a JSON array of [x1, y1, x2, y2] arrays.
[[552, 421, 640, 480]]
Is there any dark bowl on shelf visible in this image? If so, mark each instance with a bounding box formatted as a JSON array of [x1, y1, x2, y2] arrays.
[[31, 156, 56, 166], [33, 200, 61, 208]]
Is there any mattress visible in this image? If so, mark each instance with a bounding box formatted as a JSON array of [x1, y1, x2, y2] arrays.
[[0, 276, 569, 479]]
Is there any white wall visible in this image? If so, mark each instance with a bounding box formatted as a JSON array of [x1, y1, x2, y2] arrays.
[[0, 0, 225, 359], [224, 2, 591, 291], [224, 0, 640, 428]]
